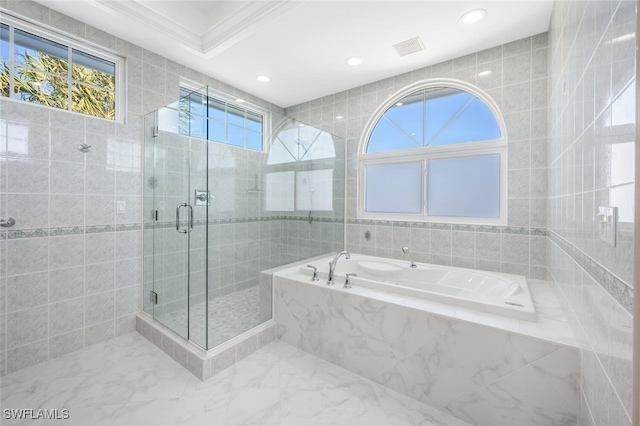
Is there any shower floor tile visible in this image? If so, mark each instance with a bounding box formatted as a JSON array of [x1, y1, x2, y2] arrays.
[[156, 285, 264, 348], [0, 332, 471, 426]]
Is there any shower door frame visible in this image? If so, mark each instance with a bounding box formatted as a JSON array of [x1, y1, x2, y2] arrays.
[[145, 107, 210, 349]]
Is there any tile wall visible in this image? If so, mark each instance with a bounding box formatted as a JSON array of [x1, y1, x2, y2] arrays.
[[547, 0, 635, 424], [0, 0, 285, 374], [286, 33, 550, 279]]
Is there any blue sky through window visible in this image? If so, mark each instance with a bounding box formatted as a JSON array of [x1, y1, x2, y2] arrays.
[[1, 24, 9, 61], [177, 88, 263, 151], [367, 88, 500, 153]]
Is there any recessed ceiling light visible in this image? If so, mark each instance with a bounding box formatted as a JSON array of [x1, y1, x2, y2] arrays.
[[257, 75, 271, 83], [346, 56, 362, 66], [478, 70, 492, 77], [235, 98, 245, 103], [335, 115, 344, 120], [460, 9, 487, 25]]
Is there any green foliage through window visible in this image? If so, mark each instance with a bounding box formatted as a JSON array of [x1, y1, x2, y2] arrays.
[[1, 23, 117, 120]]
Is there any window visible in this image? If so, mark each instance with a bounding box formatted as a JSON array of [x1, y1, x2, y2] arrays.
[[359, 81, 507, 224], [264, 119, 337, 212], [159, 86, 264, 151], [268, 119, 335, 164], [0, 17, 122, 121]]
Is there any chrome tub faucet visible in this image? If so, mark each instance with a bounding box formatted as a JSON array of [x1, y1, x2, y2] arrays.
[[402, 247, 417, 268], [327, 251, 350, 285]]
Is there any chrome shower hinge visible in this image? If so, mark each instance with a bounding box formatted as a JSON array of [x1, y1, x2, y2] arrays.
[[149, 291, 158, 304]]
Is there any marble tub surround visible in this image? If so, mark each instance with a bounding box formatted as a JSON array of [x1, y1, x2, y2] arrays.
[[0, 332, 472, 426], [277, 259, 575, 347], [274, 263, 579, 426]]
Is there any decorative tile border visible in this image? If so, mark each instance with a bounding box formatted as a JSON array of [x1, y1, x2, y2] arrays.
[[548, 230, 632, 314], [451, 224, 475, 232], [531, 228, 547, 236], [502, 227, 530, 235], [144, 215, 343, 230], [2, 218, 549, 242], [346, 219, 547, 236], [50, 226, 84, 236], [86, 225, 116, 234], [7, 228, 50, 239], [288, 216, 344, 224], [7, 223, 141, 239], [116, 223, 142, 232]]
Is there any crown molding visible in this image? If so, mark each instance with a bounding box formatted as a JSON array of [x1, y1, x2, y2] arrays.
[[201, 0, 301, 57], [82, 0, 301, 57], [94, 0, 203, 51]]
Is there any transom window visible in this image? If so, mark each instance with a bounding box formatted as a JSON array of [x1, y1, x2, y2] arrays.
[[359, 81, 507, 224], [158, 86, 264, 151], [1, 18, 122, 121]]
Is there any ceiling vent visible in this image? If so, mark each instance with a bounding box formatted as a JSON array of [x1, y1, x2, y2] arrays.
[[393, 36, 425, 57]]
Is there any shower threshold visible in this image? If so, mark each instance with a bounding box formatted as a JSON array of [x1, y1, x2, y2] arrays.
[[136, 287, 275, 381]]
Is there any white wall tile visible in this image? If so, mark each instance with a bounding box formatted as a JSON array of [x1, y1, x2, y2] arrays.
[[547, 0, 635, 422], [7, 307, 48, 347], [50, 298, 84, 336], [6, 272, 48, 312]]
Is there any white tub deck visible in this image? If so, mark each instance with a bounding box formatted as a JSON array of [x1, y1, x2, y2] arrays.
[[301, 253, 536, 321]]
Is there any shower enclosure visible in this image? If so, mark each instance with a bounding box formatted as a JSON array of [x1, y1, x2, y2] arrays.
[[143, 86, 345, 350]]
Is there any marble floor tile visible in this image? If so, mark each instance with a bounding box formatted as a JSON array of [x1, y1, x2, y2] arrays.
[[0, 332, 471, 426]]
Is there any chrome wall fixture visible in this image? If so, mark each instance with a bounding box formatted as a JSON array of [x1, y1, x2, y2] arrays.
[[194, 190, 214, 206], [0, 217, 15, 227]]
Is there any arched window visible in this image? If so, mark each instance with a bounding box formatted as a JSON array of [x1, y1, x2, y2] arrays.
[[359, 80, 507, 224], [265, 119, 337, 212]]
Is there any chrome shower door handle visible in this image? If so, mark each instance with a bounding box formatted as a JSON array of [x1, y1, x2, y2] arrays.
[[176, 203, 188, 233], [187, 204, 193, 233]]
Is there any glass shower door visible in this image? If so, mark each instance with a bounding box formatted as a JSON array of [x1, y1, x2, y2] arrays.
[[144, 90, 209, 346], [149, 112, 191, 340]]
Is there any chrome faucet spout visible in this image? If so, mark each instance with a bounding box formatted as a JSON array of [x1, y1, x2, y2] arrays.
[[327, 251, 351, 285], [402, 247, 417, 269]]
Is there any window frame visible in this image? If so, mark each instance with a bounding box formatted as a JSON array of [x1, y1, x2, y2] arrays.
[[179, 79, 270, 152], [1, 14, 125, 122], [358, 79, 508, 225]]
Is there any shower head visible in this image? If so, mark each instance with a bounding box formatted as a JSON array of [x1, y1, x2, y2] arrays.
[[402, 247, 410, 254]]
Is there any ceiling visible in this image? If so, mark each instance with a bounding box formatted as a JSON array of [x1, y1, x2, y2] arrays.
[[34, 0, 554, 108]]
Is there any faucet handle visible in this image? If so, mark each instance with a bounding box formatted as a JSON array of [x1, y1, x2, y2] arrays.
[[344, 273, 357, 289], [307, 265, 319, 282]]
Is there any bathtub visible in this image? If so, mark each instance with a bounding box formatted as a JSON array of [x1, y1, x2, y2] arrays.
[[274, 254, 575, 426], [301, 253, 536, 321]]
